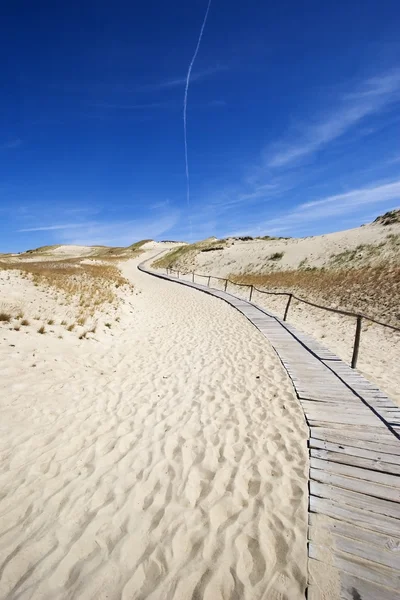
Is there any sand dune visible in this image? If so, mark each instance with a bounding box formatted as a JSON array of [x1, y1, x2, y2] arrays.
[[154, 221, 400, 405], [0, 253, 308, 599]]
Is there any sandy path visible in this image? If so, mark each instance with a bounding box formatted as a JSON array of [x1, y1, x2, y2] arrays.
[[0, 255, 308, 600]]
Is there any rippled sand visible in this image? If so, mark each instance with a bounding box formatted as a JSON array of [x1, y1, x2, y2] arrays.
[[0, 255, 308, 600]]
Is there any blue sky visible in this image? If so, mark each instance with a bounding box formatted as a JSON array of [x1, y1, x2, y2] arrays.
[[1, 0, 400, 252]]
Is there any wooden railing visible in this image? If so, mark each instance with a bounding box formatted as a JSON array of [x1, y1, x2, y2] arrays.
[[166, 268, 400, 369]]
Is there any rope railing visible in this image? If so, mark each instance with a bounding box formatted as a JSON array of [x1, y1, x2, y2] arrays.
[[166, 267, 400, 369]]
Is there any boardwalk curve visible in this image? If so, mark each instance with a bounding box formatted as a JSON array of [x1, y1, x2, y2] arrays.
[[139, 259, 400, 600]]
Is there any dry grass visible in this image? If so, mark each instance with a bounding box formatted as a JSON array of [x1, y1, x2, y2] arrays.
[[152, 244, 196, 270], [373, 209, 400, 226], [269, 252, 284, 261], [0, 312, 11, 322], [38, 325, 46, 335], [231, 265, 400, 326], [21, 319, 30, 326], [153, 240, 225, 271], [0, 259, 131, 324]]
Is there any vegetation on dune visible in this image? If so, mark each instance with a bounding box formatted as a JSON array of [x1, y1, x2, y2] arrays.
[[0, 259, 131, 327], [201, 246, 225, 252], [328, 241, 394, 267], [152, 239, 226, 270], [127, 239, 152, 250], [373, 209, 400, 226], [18, 239, 152, 260], [268, 251, 284, 261], [24, 245, 62, 255], [230, 265, 400, 325], [152, 244, 195, 269]]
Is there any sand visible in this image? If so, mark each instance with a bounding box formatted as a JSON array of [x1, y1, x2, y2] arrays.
[[0, 251, 309, 600], [187, 223, 400, 274], [179, 274, 400, 406], [166, 223, 400, 405]]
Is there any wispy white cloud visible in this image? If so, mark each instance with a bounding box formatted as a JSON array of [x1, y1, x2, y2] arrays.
[[300, 179, 400, 213], [0, 138, 22, 150], [258, 179, 400, 234], [18, 223, 92, 232], [17, 212, 180, 247], [67, 213, 179, 247], [267, 69, 400, 168]]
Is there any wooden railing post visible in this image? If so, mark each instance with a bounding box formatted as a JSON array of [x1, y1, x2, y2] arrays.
[[249, 285, 253, 302], [283, 294, 293, 321], [192, 272, 195, 282], [351, 315, 362, 369], [177, 271, 180, 279], [224, 279, 228, 292], [207, 276, 211, 287]]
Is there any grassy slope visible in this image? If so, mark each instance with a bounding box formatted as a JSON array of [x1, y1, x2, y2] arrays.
[[152, 239, 225, 270], [152, 216, 400, 326]]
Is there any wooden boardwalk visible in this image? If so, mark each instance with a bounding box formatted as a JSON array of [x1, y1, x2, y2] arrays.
[[139, 262, 400, 600]]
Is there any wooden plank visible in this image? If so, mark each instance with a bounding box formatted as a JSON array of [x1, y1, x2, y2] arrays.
[[308, 513, 400, 552], [310, 438, 399, 465], [310, 457, 400, 491], [305, 409, 375, 419], [303, 402, 370, 413], [332, 533, 400, 570], [341, 573, 400, 600], [310, 466, 400, 504], [310, 448, 400, 476], [309, 543, 400, 590], [308, 415, 380, 426], [310, 480, 400, 519], [309, 494, 400, 536], [309, 422, 389, 432], [309, 428, 399, 452]]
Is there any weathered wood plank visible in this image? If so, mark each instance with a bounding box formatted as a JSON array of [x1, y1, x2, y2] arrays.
[[310, 480, 400, 519], [308, 416, 380, 427], [341, 573, 400, 600], [308, 513, 400, 553], [309, 494, 400, 536], [311, 467, 400, 504], [310, 448, 400, 476], [309, 428, 399, 452], [309, 422, 389, 432], [310, 457, 400, 492], [310, 438, 399, 465], [332, 533, 400, 570], [309, 543, 400, 590]]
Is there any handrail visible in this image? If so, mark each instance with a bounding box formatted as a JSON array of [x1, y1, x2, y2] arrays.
[[166, 267, 399, 369]]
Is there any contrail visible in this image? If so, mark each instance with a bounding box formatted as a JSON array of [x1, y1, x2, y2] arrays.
[[184, 0, 212, 241]]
